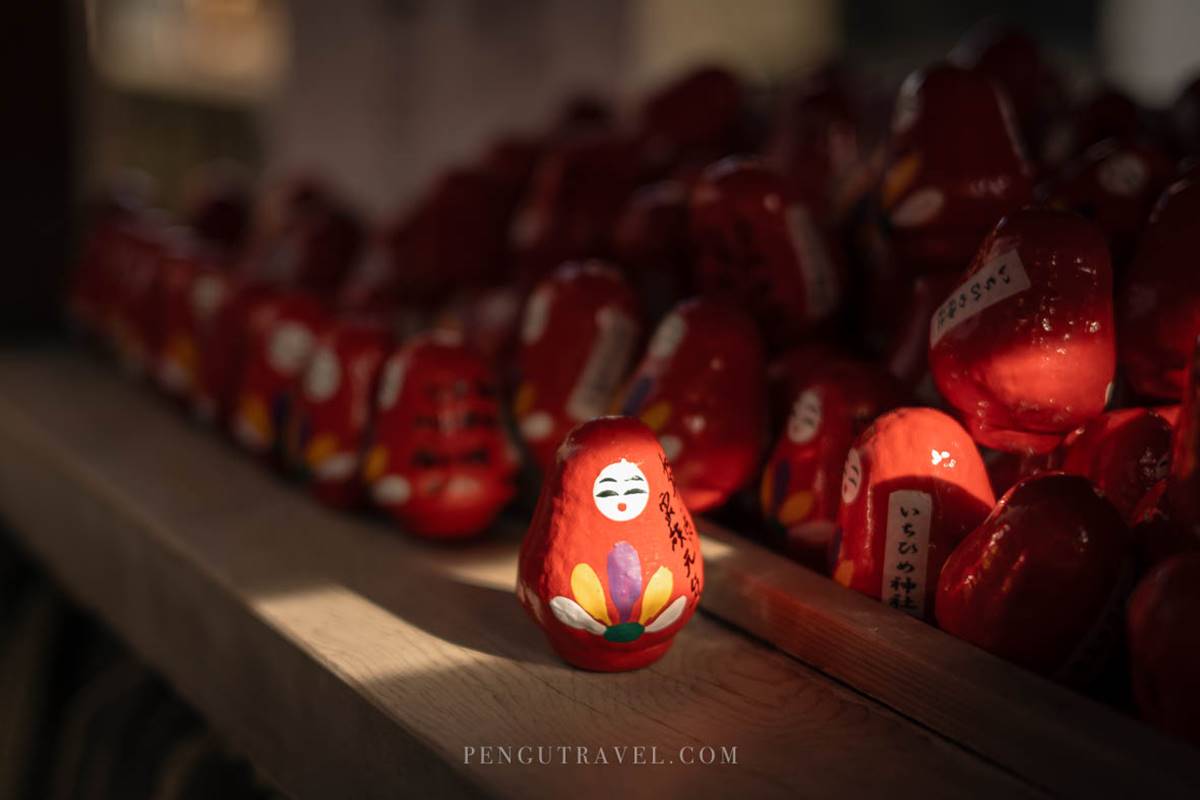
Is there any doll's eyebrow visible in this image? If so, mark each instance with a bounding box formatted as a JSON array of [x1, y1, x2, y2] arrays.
[[625, 475, 645, 481], [598, 477, 617, 483]]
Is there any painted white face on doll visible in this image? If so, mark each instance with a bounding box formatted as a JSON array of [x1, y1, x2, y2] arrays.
[[592, 458, 650, 522], [267, 322, 315, 376], [304, 346, 341, 402], [787, 390, 823, 444]]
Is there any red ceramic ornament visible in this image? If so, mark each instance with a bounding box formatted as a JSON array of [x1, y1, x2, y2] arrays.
[[766, 64, 867, 227], [637, 66, 745, 174], [514, 262, 641, 471], [690, 157, 844, 350], [831, 407, 994, 619], [884, 271, 960, 391], [616, 299, 767, 512], [363, 332, 518, 539], [511, 133, 643, 287], [612, 179, 696, 323], [930, 208, 1116, 454], [1127, 553, 1200, 744], [229, 291, 328, 459], [1039, 88, 1143, 171], [284, 319, 392, 509], [760, 363, 905, 570], [1041, 138, 1174, 268], [191, 275, 272, 424], [949, 24, 1064, 149], [879, 62, 1033, 274], [936, 473, 1132, 679], [766, 342, 852, 434], [517, 416, 703, 671], [105, 216, 169, 375], [981, 447, 1059, 499], [1118, 175, 1200, 400], [1059, 409, 1172, 524]]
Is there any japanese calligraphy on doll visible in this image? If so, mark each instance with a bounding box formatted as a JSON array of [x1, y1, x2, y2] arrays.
[[657, 452, 700, 597], [881, 490, 932, 617], [930, 248, 1031, 345]]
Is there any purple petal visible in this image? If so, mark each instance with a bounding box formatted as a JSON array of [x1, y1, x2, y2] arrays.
[[607, 541, 643, 623]]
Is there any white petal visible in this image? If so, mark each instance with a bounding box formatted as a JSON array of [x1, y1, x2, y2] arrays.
[[372, 475, 412, 505], [520, 411, 555, 441], [549, 596, 606, 635], [313, 452, 357, 481], [645, 596, 688, 633]]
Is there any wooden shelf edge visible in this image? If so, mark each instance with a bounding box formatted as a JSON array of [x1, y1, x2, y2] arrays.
[[696, 520, 1200, 797]]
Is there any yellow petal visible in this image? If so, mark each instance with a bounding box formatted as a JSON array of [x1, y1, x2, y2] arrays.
[[640, 400, 672, 432], [363, 445, 389, 482], [513, 382, 536, 417], [881, 153, 921, 210], [832, 559, 855, 588], [306, 433, 340, 468], [238, 394, 272, 440], [778, 491, 815, 526], [638, 566, 673, 625], [759, 464, 775, 511], [570, 563, 611, 626]]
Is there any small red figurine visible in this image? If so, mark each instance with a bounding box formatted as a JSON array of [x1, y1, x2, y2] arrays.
[[284, 319, 392, 509], [831, 407, 994, 619], [1127, 552, 1200, 745], [513, 262, 641, 471], [1059, 409, 1172, 524], [936, 474, 1131, 681], [690, 157, 844, 350], [879, 62, 1033, 274], [1118, 175, 1200, 400], [612, 179, 697, 322], [363, 332, 518, 539], [517, 416, 703, 671], [637, 66, 746, 174], [616, 299, 767, 512], [1040, 138, 1173, 268], [229, 291, 327, 459], [191, 275, 272, 424], [930, 208, 1115, 454], [760, 363, 905, 569], [154, 243, 231, 401]]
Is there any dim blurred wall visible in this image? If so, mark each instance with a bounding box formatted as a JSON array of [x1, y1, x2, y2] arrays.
[[258, 0, 632, 219]]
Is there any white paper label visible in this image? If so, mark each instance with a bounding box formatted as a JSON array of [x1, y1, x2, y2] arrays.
[[881, 490, 932, 618], [930, 249, 1031, 346], [785, 206, 839, 321], [565, 307, 639, 422]]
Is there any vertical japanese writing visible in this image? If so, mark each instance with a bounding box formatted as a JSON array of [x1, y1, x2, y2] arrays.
[[881, 490, 933, 617], [658, 452, 700, 596]]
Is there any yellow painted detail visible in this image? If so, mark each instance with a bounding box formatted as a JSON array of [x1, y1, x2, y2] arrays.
[[639, 400, 672, 432], [638, 567, 674, 625], [779, 491, 815, 526], [881, 153, 921, 210], [570, 563, 612, 626], [363, 445, 389, 482]]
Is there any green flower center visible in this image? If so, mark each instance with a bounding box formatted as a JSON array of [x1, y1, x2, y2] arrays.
[[603, 622, 645, 643]]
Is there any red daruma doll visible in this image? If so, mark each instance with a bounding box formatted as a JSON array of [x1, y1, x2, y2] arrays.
[[363, 332, 518, 539], [284, 319, 392, 509], [929, 208, 1115, 454], [514, 261, 641, 470], [616, 298, 767, 512], [831, 407, 994, 618], [518, 416, 703, 671]]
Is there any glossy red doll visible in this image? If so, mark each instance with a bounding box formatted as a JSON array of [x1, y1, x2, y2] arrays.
[[612, 179, 696, 323], [879, 62, 1033, 274], [513, 262, 641, 470], [1118, 175, 1200, 400], [760, 363, 905, 569], [363, 332, 518, 538], [929, 208, 1115, 454], [1127, 553, 1200, 744], [1041, 138, 1173, 268], [229, 292, 327, 459], [616, 299, 767, 512], [936, 474, 1132, 681], [1059, 409, 1172, 524], [690, 157, 844, 350], [191, 275, 272, 424], [153, 242, 232, 401], [637, 66, 745, 174], [831, 407, 994, 619], [284, 319, 392, 509], [511, 133, 643, 287], [104, 216, 170, 375], [517, 416, 703, 671]]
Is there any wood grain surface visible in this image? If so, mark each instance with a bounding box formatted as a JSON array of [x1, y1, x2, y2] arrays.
[[0, 346, 1185, 799]]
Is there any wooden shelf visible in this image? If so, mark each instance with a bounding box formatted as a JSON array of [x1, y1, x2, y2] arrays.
[[0, 345, 1194, 799]]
